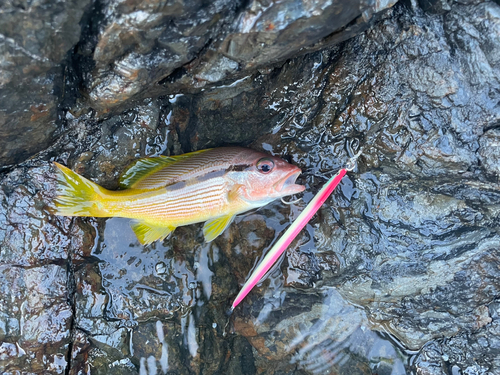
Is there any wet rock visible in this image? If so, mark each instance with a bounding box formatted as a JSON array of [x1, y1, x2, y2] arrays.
[[304, 2, 500, 354], [226, 335, 257, 375], [84, 0, 397, 112], [68, 218, 202, 373], [411, 301, 500, 373], [218, 3, 500, 372], [85, 0, 243, 111], [74, 262, 112, 336], [69, 330, 92, 375], [220, 0, 397, 69], [479, 128, 500, 176], [60, 98, 168, 189], [0, 0, 397, 166], [233, 288, 407, 374], [62, 1, 500, 372], [0, 166, 68, 266], [2, 0, 500, 374], [0, 264, 73, 373], [0, 166, 80, 373], [0, 0, 92, 167], [418, 0, 453, 14], [213, 0, 499, 371]]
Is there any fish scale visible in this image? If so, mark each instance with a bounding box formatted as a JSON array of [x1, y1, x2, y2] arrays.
[[115, 180, 230, 224]]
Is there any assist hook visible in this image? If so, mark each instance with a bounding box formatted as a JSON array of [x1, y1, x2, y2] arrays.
[[281, 196, 302, 205]]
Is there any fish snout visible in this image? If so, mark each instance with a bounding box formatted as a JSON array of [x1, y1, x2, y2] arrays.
[[275, 168, 305, 196]]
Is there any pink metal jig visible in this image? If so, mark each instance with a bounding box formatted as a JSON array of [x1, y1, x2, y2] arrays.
[[231, 167, 350, 310]]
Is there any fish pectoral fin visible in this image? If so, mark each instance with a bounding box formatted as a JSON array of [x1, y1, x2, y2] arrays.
[[203, 215, 235, 243], [228, 184, 246, 202], [130, 220, 175, 245]]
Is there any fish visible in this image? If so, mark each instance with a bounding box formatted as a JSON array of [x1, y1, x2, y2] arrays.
[[53, 147, 305, 245]]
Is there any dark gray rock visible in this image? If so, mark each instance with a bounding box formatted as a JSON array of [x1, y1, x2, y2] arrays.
[[0, 166, 68, 266], [220, 0, 377, 68], [310, 1, 500, 352], [0, 265, 73, 374], [85, 0, 241, 111], [0, 166, 77, 373], [411, 301, 500, 373], [1, 0, 500, 374], [235, 0, 500, 359], [84, 0, 397, 112], [418, 0, 453, 14], [221, 0, 499, 371], [0, 0, 397, 168], [0, 0, 92, 167]]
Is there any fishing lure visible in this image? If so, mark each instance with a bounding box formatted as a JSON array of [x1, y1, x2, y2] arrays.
[[231, 153, 360, 310]]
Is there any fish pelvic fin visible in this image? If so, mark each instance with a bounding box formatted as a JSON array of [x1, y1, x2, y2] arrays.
[[130, 220, 175, 245], [53, 162, 109, 217], [203, 214, 235, 242]]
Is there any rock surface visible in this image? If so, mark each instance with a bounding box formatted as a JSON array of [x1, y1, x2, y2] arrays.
[[0, 0, 395, 168], [1, 0, 500, 374], [84, 0, 395, 113], [0, 166, 76, 373], [0, 0, 92, 167]]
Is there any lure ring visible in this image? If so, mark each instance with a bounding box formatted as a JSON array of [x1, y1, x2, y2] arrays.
[[346, 147, 363, 171]]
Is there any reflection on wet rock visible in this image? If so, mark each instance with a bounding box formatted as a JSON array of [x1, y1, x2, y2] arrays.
[[0, 167, 69, 266], [234, 288, 407, 373], [0, 166, 75, 373], [96, 218, 190, 322]]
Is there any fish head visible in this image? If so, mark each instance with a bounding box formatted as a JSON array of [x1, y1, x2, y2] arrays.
[[234, 150, 306, 205]]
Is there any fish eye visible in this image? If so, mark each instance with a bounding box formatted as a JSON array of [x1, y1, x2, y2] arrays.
[[256, 158, 275, 174]]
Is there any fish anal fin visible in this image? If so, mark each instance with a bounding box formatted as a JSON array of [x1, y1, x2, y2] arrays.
[[130, 220, 175, 245], [203, 215, 235, 242], [119, 149, 210, 189]]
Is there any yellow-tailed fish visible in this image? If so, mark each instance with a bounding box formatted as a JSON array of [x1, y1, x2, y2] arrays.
[[53, 147, 305, 245]]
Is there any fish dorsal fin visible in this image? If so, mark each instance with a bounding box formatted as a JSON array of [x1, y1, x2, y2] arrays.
[[130, 220, 176, 245], [203, 215, 235, 242], [119, 149, 210, 189]]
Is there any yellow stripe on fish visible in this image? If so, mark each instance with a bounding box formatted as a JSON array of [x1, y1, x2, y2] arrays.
[[53, 147, 305, 245]]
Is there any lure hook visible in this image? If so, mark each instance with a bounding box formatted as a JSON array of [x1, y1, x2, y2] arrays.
[[281, 196, 302, 205]]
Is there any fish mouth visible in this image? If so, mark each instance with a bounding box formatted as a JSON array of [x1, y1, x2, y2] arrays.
[[275, 170, 306, 196]]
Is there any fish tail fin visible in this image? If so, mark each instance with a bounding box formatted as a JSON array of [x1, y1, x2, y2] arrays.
[[53, 162, 110, 217]]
